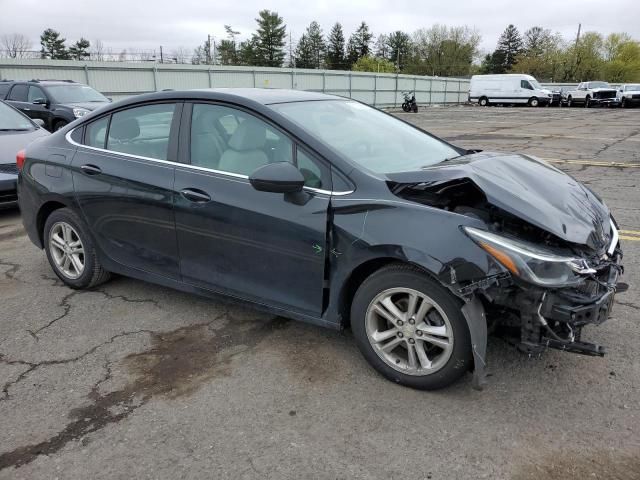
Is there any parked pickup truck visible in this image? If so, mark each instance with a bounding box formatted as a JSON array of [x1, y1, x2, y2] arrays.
[[565, 81, 619, 107], [617, 84, 640, 108]]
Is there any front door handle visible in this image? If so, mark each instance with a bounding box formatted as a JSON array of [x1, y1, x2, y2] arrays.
[[180, 188, 211, 203], [80, 164, 102, 175]]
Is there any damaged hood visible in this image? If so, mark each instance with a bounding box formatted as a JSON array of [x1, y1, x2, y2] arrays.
[[386, 152, 611, 250]]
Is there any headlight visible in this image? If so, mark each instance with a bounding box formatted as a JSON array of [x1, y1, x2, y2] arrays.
[[464, 227, 595, 287], [73, 108, 90, 118]]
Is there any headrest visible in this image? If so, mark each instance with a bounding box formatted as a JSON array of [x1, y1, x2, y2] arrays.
[[109, 117, 140, 140], [193, 109, 219, 135], [228, 119, 266, 151]]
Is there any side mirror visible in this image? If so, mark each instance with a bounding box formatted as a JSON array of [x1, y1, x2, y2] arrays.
[[249, 162, 304, 194], [32, 98, 47, 105], [107, 97, 113, 102], [33, 118, 45, 128]]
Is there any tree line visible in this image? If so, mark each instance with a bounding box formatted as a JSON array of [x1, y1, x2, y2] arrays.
[[2, 14, 639, 82], [481, 24, 640, 82]]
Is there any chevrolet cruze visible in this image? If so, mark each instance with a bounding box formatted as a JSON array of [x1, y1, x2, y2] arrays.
[[17, 89, 624, 390]]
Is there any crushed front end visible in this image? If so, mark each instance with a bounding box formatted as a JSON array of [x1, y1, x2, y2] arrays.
[[463, 217, 624, 360], [388, 162, 625, 385]]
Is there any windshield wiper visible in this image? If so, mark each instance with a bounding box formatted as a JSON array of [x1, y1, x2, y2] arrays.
[[0, 128, 31, 132]]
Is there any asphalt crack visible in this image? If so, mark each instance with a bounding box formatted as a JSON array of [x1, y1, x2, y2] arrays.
[[0, 258, 21, 281], [27, 288, 161, 339], [0, 314, 290, 471], [0, 329, 154, 402]]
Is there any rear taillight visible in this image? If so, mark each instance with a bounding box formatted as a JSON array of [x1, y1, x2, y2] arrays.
[[16, 149, 25, 171]]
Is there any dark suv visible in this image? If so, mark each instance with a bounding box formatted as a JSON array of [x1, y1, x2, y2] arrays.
[[0, 80, 110, 132]]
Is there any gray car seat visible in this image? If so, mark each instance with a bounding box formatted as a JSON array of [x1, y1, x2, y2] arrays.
[[218, 119, 268, 176], [191, 109, 226, 169]]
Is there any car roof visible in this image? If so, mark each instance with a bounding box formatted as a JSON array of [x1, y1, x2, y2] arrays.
[[1, 80, 79, 86], [113, 88, 346, 107]]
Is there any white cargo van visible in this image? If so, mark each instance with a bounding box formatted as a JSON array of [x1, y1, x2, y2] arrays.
[[469, 74, 553, 107]]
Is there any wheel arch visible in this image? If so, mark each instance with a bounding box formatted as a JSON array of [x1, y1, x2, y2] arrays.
[[336, 256, 442, 329], [36, 198, 74, 247]]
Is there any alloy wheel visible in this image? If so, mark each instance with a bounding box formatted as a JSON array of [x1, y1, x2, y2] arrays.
[[49, 221, 85, 279], [365, 287, 454, 376]]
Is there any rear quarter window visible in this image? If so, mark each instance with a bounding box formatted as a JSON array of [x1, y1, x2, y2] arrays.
[[0, 84, 9, 98]]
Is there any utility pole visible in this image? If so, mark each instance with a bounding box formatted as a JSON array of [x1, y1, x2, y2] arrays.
[[159, 45, 163, 64], [207, 34, 211, 64]]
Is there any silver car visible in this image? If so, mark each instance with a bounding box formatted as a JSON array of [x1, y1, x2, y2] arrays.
[[0, 100, 49, 208]]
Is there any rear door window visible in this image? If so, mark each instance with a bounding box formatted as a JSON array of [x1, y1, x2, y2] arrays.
[[85, 116, 109, 148], [7, 84, 28, 101], [106, 103, 176, 160]]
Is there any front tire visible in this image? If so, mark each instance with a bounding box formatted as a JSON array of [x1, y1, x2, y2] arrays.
[[585, 96, 591, 108], [528, 97, 539, 107], [351, 264, 472, 390], [621, 98, 627, 108], [44, 208, 111, 289], [411, 102, 418, 113]]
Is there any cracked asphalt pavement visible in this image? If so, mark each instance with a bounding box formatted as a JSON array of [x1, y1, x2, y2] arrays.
[[1, 106, 639, 479]]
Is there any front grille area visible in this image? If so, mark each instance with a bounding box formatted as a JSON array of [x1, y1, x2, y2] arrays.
[[594, 90, 616, 99], [0, 163, 18, 175]]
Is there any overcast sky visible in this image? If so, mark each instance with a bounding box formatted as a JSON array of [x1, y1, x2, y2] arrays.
[[1, 0, 639, 55]]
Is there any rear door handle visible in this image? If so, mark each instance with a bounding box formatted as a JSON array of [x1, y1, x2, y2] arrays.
[[80, 164, 102, 175], [180, 188, 211, 203]]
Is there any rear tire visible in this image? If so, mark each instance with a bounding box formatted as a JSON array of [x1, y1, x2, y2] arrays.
[[567, 96, 573, 107], [478, 97, 489, 107], [44, 208, 111, 289], [401, 102, 411, 112], [411, 102, 418, 113], [351, 263, 472, 390]]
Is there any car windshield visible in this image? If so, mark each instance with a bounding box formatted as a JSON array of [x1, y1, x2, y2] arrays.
[[625, 84, 640, 91], [271, 100, 459, 173], [0, 101, 35, 130], [589, 82, 609, 88], [46, 84, 108, 103]]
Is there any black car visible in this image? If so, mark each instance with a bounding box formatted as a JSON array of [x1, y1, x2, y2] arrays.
[[17, 89, 624, 390], [0, 79, 110, 132], [0, 100, 49, 207]]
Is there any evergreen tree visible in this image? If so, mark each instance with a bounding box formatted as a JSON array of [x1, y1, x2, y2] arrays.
[[294, 34, 315, 68], [40, 28, 68, 59], [254, 9, 287, 67], [386, 31, 412, 70], [495, 24, 524, 70], [305, 21, 326, 69], [218, 25, 240, 65], [326, 23, 346, 69], [68, 38, 90, 60], [239, 35, 260, 66], [217, 40, 237, 65], [347, 22, 373, 66]]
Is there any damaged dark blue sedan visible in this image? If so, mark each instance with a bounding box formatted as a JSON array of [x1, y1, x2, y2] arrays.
[[17, 89, 624, 390]]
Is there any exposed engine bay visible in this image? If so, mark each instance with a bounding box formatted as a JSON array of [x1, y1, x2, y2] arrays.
[[389, 172, 625, 384]]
